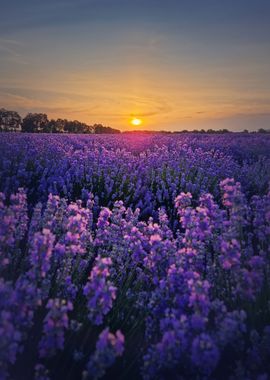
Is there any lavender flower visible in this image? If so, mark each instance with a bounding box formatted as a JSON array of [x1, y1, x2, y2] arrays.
[[83, 328, 124, 380], [39, 298, 73, 358], [219, 238, 241, 270], [83, 255, 117, 325], [29, 229, 55, 280], [34, 364, 50, 380], [191, 333, 220, 375]]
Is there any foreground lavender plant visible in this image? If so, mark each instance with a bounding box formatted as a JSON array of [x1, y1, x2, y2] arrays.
[[39, 298, 73, 358], [83, 255, 117, 325], [83, 328, 124, 380]]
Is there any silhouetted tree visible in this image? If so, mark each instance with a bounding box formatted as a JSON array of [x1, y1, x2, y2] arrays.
[[257, 128, 269, 134], [94, 123, 120, 134], [0, 108, 22, 132], [22, 113, 49, 132]]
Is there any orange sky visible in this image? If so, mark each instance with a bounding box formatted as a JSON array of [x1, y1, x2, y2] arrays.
[[1, 1, 270, 131]]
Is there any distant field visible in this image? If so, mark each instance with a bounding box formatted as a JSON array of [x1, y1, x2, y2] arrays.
[[1, 133, 270, 379]]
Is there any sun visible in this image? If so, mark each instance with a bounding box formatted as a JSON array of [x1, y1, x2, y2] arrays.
[[131, 118, 142, 126]]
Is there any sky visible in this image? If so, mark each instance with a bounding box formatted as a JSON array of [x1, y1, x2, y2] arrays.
[[0, 0, 270, 131]]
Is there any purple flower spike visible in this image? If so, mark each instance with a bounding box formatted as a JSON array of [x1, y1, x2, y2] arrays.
[[83, 255, 117, 325], [83, 327, 124, 380]]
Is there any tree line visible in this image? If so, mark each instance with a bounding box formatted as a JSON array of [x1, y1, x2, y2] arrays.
[[1, 108, 269, 134], [0, 108, 120, 134], [123, 128, 270, 134]]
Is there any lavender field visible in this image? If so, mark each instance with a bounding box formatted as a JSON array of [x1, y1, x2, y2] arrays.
[[1, 133, 270, 380]]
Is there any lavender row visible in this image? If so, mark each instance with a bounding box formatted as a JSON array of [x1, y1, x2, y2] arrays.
[[1, 134, 270, 221]]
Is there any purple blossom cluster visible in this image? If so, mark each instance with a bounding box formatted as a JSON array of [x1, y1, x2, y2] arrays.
[[83, 255, 116, 325], [39, 298, 73, 358], [0, 133, 269, 379], [83, 328, 124, 379]]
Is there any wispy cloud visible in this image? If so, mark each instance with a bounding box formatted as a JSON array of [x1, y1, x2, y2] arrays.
[[0, 39, 28, 65]]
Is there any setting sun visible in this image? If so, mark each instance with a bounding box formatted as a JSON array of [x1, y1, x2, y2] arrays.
[[131, 118, 142, 126]]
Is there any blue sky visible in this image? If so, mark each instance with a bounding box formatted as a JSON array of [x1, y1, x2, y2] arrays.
[[1, 0, 270, 130]]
